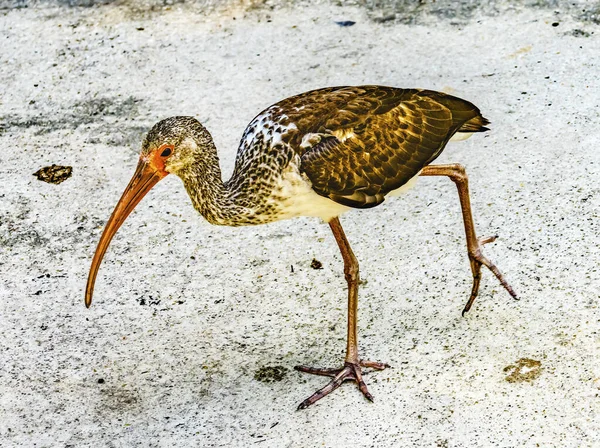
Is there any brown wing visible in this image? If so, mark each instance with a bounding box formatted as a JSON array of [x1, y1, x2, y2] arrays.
[[295, 86, 488, 208]]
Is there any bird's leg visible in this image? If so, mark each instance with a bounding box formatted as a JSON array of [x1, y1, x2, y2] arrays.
[[294, 217, 388, 410], [420, 163, 517, 315]]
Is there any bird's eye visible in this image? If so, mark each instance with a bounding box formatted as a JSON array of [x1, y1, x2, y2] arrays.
[[160, 147, 172, 157]]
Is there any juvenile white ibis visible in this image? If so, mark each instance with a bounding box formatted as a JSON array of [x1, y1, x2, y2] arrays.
[[85, 86, 516, 409]]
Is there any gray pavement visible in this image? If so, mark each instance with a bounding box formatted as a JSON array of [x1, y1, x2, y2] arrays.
[[1, 1, 599, 446]]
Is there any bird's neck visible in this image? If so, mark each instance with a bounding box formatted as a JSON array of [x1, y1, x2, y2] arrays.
[[178, 139, 257, 226]]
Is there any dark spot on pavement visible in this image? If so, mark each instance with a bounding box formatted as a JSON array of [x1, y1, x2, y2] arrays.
[[56, 0, 116, 8], [570, 29, 591, 37], [138, 296, 160, 306], [504, 358, 542, 383], [254, 366, 288, 383], [579, 6, 600, 24], [33, 165, 72, 184], [335, 20, 356, 27], [310, 258, 323, 270], [1, 96, 144, 147], [73, 96, 140, 119], [99, 387, 140, 412]]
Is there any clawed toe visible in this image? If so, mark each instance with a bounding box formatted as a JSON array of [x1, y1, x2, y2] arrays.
[[464, 236, 517, 315], [294, 365, 342, 377], [478, 235, 497, 245], [360, 360, 390, 370], [295, 360, 388, 409]]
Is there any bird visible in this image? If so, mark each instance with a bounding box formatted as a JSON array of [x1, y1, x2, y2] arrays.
[[85, 85, 517, 410]]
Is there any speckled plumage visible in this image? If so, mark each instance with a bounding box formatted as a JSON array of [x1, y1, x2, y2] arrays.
[[87, 85, 516, 409], [143, 86, 489, 226]]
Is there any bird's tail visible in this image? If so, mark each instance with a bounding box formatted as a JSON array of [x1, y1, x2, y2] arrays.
[[449, 114, 490, 142], [457, 114, 490, 133]]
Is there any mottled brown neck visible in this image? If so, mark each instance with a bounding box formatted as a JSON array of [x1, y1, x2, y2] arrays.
[[178, 137, 262, 227]]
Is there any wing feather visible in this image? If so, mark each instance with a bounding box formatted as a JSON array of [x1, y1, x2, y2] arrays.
[[296, 87, 487, 208], [232, 86, 488, 209]]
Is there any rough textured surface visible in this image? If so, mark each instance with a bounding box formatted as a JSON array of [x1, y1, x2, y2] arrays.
[[1, 1, 599, 447]]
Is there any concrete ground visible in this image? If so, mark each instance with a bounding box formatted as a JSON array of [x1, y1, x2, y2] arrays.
[[1, 1, 599, 446]]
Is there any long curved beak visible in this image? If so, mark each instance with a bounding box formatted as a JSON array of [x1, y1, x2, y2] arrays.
[[85, 157, 167, 308]]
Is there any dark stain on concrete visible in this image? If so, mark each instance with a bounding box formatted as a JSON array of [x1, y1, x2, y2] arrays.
[[0, 96, 144, 146], [0, 202, 50, 249], [98, 386, 141, 412], [0, 204, 107, 252], [56, 0, 117, 7], [3, 1, 600, 26], [579, 5, 600, 24], [73, 96, 140, 119], [0, 221, 48, 248], [254, 366, 288, 383], [310, 258, 323, 270], [504, 358, 542, 383], [352, 0, 600, 25], [569, 28, 592, 37]]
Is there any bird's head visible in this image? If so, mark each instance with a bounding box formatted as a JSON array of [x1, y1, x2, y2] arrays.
[[141, 116, 209, 176], [85, 116, 208, 308]]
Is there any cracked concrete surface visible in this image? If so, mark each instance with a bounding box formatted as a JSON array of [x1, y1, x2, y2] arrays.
[[1, 1, 599, 446]]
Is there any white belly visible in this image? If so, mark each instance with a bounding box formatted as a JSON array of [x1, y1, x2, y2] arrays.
[[266, 163, 421, 222], [268, 165, 351, 222], [449, 132, 473, 142]]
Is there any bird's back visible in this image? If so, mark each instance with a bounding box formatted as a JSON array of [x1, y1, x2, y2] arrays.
[[228, 86, 489, 213]]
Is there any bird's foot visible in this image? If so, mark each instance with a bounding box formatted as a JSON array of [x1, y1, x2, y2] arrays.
[[294, 360, 389, 410], [464, 235, 518, 316]]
